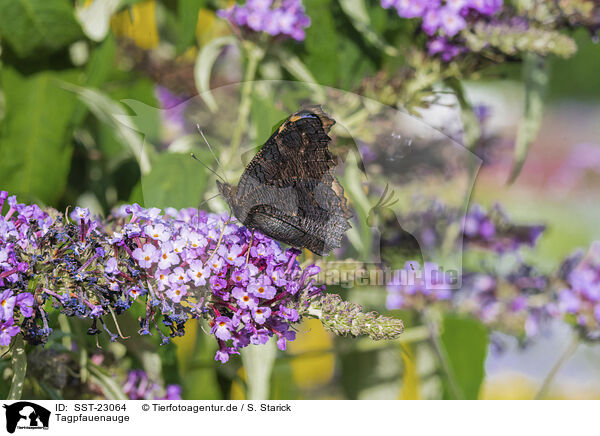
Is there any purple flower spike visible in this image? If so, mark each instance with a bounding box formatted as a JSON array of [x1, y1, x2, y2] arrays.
[[217, 0, 311, 41], [380, 0, 504, 61]]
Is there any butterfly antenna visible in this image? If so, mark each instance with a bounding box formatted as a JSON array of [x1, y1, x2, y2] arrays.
[[190, 153, 227, 183], [197, 125, 229, 183]]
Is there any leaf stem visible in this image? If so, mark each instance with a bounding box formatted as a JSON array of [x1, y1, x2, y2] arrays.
[[241, 337, 276, 400], [227, 42, 264, 166], [534, 333, 579, 400], [7, 335, 27, 400]]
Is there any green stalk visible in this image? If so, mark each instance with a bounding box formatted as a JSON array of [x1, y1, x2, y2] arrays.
[[535, 334, 579, 400], [241, 338, 277, 400], [226, 41, 265, 168], [7, 335, 27, 400]]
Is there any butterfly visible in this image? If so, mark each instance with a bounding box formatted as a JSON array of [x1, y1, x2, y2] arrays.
[[217, 105, 352, 256]]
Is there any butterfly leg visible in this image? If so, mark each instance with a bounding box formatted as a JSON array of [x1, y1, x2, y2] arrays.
[[246, 229, 255, 264]]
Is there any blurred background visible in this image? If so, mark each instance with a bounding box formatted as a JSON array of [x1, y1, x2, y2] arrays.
[[1, 0, 600, 400]]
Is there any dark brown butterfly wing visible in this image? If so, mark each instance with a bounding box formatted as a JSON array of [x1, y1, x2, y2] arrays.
[[230, 105, 351, 255]]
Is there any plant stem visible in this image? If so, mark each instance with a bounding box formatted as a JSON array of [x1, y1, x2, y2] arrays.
[[7, 335, 27, 400], [227, 41, 264, 168], [241, 337, 276, 400], [534, 334, 579, 400]]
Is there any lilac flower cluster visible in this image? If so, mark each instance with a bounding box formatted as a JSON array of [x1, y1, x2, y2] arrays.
[[386, 261, 453, 311], [457, 266, 557, 338], [123, 369, 182, 400], [0, 190, 324, 364], [559, 242, 600, 340], [155, 85, 189, 136], [386, 257, 557, 338], [217, 0, 311, 41], [0, 191, 51, 345], [380, 0, 503, 60], [112, 204, 322, 363], [463, 204, 545, 253], [382, 201, 544, 257]]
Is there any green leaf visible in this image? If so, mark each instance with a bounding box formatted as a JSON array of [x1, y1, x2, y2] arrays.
[[63, 85, 152, 174], [440, 314, 489, 399], [0, 0, 83, 57], [7, 336, 27, 400], [0, 68, 78, 204], [194, 35, 238, 112], [508, 54, 548, 183], [302, 0, 339, 86], [86, 34, 117, 87], [275, 49, 326, 102], [250, 92, 288, 146], [338, 0, 398, 57], [139, 151, 210, 210], [176, 0, 206, 54], [88, 363, 128, 400]]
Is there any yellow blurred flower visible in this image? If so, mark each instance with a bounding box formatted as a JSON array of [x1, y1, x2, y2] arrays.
[[111, 0, 159, 49]]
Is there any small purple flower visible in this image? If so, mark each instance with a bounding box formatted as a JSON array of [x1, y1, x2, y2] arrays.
[[276, 329, 296, 351], [250, 328, 270, 345], [105, 257, 119, 275], [559, 289, 580, 314], [470, 0, 502, 15], [215, 349, 230, 363], [144, 223, 170, 242], [422, 8, 441, 35], [128, 286, 145, 299], [166, 285, 188, 303], [224, 244, 245, 267], [394, 0, 426, 18], [231, 267, 250, 286], [252, 306, 272, 324], [186, 231, 208, 250], [169, 267, 189, 286], [163, 385, 182, 400], [0, 290, 16, 321], [188, 260, 209, 286], [208, 256, 225, 273], [155, 269, 171, 290], [209, 276, 229, 301], [90, 305, 104, 317], [133, 243, 159, 268], [212, 316, 233, 341], [248, 276, 276, 300], [15, 293, 34, 318], [439, 7, 466, 37], [446, 0, 468, 10], [0, 318, 19, 346], [232, 287, 259, 310], [158, 242, 180, 269], [279, 305, 299, 322], [267, 265, 288, 287], [70, 207, 91, 224]]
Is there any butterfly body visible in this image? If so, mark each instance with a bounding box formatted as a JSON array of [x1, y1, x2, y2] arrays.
[[218, 106, 351, 255]]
